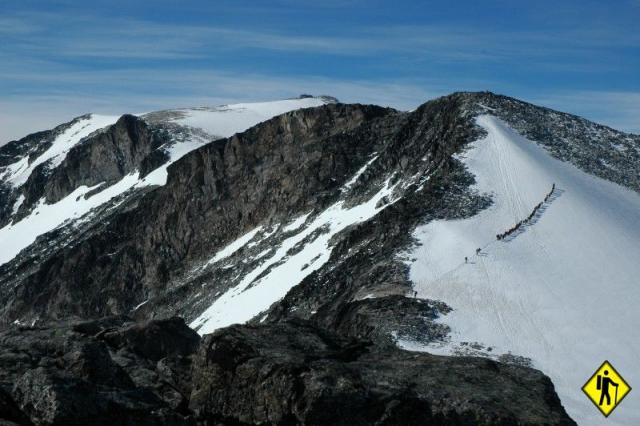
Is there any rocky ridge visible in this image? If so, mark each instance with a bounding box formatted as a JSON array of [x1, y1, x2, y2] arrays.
[[0, 317, 575, 425], [1, 92, 636, 424]]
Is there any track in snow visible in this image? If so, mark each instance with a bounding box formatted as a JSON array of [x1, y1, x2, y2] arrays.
[[408, 115, 640, 426]]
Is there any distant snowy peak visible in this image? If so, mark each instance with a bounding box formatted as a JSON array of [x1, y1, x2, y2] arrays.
[[0, 114, 119, 188], [142, 95, 336, 139], [0, 96, 336, 267], [1, 96, 335, 189]]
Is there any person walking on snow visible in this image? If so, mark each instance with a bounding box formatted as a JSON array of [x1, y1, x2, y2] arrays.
[[464, 256, 468, 263]]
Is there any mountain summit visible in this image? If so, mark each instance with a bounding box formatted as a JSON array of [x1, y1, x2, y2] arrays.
[[0, 92, 638, 425]]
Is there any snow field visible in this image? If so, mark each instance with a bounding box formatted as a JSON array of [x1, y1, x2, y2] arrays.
[[409, 115, 640, 425]]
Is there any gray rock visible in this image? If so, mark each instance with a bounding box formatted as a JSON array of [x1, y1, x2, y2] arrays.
[[0, 317, 198, 425], [190, 320, 576, 425]]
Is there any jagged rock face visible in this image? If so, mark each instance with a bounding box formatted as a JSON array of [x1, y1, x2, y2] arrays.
[[0, 103, 398, 323], [0, 317, 199, 426], [0, 95, 489, 327], [38, 114, 167, 204], [0, 317, 575, 426], [190, 320, 575, 426], [15, 114, 169, 219]]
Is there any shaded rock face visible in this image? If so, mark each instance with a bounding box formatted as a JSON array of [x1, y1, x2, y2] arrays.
[[0, 103, 398, 323], [0, 317, 199, 426], [0, 118, 82, 228], [190, 320, 575, 426], [0, 317, 575, 425], [0, 96, 486, 327], [20, 114, 169, 211]]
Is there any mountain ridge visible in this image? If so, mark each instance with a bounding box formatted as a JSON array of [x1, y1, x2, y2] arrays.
[[1, 91, 639, 424]]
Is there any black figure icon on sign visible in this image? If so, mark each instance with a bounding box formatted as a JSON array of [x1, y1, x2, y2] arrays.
[[597, 370, 619, 406]]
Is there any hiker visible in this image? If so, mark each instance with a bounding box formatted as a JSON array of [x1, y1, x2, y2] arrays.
[[476, 248, 481, 255], [598, 370, 619, 406], [465, 256, 468, 263], [413, 291, 417, 298]]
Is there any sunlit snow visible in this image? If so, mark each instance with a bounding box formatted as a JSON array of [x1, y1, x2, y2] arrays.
[[167, 98, 328, 138], [190, 177, 399, 334], [408, 115, 640, 426]]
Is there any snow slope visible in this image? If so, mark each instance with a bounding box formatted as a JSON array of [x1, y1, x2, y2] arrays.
[[161, 97, 329, 138], [0, 98, 330, 266], [408, 115, 640, 425], [190, 175, 398, 334]]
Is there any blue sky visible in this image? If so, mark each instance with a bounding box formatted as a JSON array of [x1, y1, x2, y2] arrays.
[[1, 0, 639, 142]]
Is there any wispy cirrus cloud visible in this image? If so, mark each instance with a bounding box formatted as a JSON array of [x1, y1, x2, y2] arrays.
[[3, 10, 638, 63], [1, 3, 638, 143]]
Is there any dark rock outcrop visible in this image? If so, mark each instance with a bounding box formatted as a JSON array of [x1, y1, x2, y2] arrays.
[[23, 114, 168, 207], [190, 320, 575, 425], [0, 317, 575, 425], [0, 317, 198, 426]]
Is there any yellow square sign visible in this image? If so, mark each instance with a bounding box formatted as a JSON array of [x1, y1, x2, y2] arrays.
[[582, 360, 632, 417]]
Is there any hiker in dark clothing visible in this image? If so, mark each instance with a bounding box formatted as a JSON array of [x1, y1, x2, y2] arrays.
[[476, 248, 481, 255], [464, 257, 468, 263]]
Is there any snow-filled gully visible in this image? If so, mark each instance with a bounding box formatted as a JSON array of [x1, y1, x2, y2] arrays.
[[190, 176, 399, 334]]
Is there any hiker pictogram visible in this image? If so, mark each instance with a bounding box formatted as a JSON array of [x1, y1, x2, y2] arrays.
[[582, 360, 631, 417]]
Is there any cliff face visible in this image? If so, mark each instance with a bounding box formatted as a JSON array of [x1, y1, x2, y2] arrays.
[[0, 103, 401, 322], [0, 95, 488, 325]]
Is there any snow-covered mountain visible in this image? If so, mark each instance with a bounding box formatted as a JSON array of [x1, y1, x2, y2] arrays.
[[0, 91, 638, 425], [0, 96, 332, 266], [405, 114, 640, 425]]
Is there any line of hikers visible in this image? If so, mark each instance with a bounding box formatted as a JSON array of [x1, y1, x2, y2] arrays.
[[496, 183, 555, 241]]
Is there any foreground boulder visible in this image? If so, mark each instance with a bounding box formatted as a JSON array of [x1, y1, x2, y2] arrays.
[[0, 317, 199, 426], [0, 317, 574, 425], [190, 320, 575, 425]]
